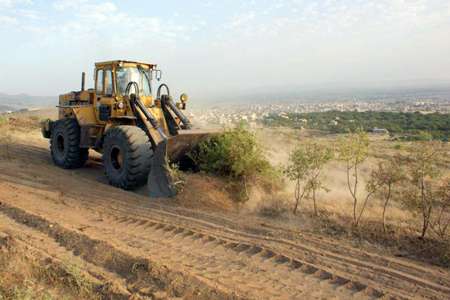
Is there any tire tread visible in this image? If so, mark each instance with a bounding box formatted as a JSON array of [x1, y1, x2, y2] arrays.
[[102, 126, 152, 190]]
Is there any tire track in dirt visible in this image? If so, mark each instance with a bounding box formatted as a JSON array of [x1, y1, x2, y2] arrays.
[[46, 185, 446, 300], [99, 214, 387, 299], [83, 206, 448, 300], [0, 213, 132, 299], [0, 168, 447, 299], [0, 204, 239, 300], [2, 141, 450, 299], [0, 202, 382, 299], [3, 154, 441, 300], [259, 223, 450, 289]]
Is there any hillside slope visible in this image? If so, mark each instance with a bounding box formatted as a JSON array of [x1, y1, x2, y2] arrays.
[[0, 117, 449, 299]]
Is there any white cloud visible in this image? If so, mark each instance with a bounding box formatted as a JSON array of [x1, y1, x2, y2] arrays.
[[227, 11, 256, 29], [53, 0, 87, 11], [0, 0, 32, 8], [223, 0, 450, 39], [0, 0, 35, 29], [16, 8, 41, 20], [1, 0, 449, 96], [0, 15, 17, 26], [81, 2, 119, 22]]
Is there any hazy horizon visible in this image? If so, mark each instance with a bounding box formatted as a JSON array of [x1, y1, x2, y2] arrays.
[[1, 0, 450, 100]]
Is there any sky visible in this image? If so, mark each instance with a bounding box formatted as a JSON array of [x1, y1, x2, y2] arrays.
[[1, 0, 450, 100]]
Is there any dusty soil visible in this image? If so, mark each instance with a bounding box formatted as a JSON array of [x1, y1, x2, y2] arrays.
[[1, 123, 450, 299]]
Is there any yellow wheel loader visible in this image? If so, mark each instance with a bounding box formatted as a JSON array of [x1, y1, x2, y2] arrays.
[[42, 60, 210, 198]]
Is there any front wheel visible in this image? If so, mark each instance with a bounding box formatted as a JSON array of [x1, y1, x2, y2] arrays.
[[102, 126, 152, 190]]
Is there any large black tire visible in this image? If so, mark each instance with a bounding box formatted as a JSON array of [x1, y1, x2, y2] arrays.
[[102, 126, 152, 190], [50, 118, 88, 169]]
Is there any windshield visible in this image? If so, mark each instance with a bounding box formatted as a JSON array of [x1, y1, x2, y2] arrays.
[[116, 67, 152, 96]]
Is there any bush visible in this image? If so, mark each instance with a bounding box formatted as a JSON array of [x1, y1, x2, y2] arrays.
[[195, 126, 268, 177], [192, 126, 280, 201]]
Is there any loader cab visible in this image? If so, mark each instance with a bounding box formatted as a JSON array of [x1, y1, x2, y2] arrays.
[[94, 61, 156, 122], [94, 61, 160, 110], [94, 61, 159, 93]]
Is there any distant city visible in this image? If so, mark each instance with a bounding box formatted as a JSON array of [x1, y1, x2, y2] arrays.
[[190, 98, 450, 127], [1, 88, 450, 128]]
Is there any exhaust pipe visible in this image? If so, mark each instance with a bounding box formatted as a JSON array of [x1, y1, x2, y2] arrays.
[[81, 72, 86, 91]]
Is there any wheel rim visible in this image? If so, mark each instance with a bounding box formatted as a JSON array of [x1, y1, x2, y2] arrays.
[[110, 146, 123, 170], [56, 134, 65, 154]]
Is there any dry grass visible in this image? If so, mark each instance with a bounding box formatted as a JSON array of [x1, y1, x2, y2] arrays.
[[256, 194, 291, 218], [299, 208, 450, 267], [171, 173, 240, 212], [0, 234, 99, 300], [253, 127, 450, 267], [0, 114, 40, 159]]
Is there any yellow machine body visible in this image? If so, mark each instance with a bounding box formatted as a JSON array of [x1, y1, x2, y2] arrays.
[[56, 60, 177, 151], [43, 60, 209, 197]]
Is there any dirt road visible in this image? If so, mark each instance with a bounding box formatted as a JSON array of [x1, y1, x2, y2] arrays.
[[1, 132, 450, 299]]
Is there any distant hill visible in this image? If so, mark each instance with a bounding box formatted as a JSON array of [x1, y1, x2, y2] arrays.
[[193, 82, 450, 106], [0, 92, 56, 112]]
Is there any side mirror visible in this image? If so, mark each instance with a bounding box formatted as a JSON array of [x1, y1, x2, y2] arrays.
[[178, 93, 188, 110], [180, 93, 188, 103], [149, 69, 162, 81]]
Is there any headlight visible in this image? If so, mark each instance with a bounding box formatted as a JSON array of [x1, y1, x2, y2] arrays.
[[180, 93, 189, 103], [118, 102, 124, 109]]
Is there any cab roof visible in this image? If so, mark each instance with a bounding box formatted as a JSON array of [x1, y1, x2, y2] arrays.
[[95, 60, 156, 68]]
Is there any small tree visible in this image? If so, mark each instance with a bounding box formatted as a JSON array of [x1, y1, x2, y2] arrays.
[[369, 157, 405, 232], [285, 142, 333, 215], [337, 129, 373, 227], [402, 141, 446, 239], [431, 178, 450, 239]]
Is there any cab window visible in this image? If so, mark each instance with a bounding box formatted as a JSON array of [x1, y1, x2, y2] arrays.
[[105, 70, 113, 96], [96, 70, 104, 94]]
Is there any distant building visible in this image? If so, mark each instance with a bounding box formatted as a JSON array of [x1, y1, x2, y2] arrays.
[[372, 127, 389, 134], [329, 120, 338, 126]]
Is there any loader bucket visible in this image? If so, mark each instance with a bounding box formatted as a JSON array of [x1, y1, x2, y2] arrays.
[[148, 139, 177, 198], [147, 129, 218, 198], [167, 129, 217, 162]]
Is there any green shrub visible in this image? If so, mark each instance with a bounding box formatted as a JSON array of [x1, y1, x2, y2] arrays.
[[194, 126, 268, 178], [192, 126, 280, 201], [0, 116, 7, 127]]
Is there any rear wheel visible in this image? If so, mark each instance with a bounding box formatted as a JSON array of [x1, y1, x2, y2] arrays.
[[50, 118, 88, 169], [102, 126, 152, 190]]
